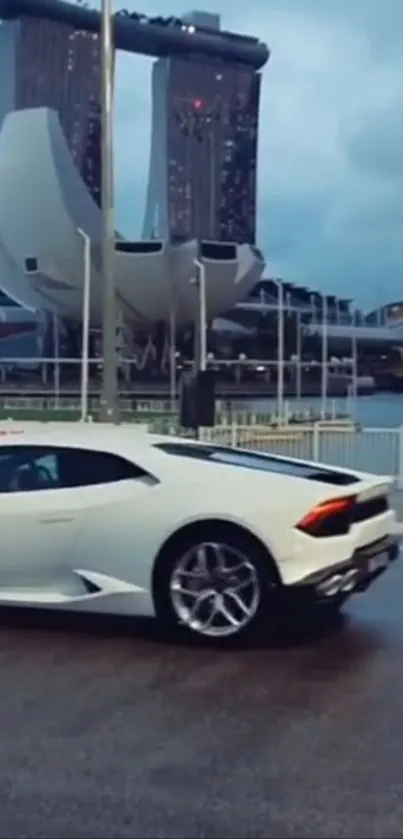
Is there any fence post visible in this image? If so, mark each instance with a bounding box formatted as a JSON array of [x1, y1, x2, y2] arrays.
[[396, 426, 403, 489], [312, 423, 320, 462], [231, 422, 238, 448]]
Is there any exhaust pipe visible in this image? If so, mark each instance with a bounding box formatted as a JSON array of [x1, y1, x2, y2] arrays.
[[316, 568, 360, 598]]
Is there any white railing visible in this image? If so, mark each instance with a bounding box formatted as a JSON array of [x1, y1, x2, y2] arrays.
[[199, 424, 403, 487]]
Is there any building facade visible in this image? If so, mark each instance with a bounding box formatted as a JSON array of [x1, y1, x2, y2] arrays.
[[143, 55, 261, 245], [0, 15, 102, 205]]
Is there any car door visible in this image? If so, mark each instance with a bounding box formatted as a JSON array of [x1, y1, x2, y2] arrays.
[[51, 445, 157, 584], [0, 443, 156, 598], [0, 445, 81, 590]]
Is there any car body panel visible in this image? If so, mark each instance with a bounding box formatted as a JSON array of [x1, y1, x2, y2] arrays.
[[0, 426, 397, 617]]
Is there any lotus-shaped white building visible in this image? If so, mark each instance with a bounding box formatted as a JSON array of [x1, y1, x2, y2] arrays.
[[0, 107, 265, 328]]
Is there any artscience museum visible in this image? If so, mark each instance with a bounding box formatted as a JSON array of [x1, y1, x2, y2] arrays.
[[0, 107, 265, 329]]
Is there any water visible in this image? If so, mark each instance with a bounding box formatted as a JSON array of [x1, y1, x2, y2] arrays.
[[346, 393, 403, 428], [241, 393, 403, 478], [248, 392, 403, 429]]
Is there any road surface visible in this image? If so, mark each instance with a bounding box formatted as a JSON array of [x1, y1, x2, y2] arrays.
[[1, 559, 403, 838]]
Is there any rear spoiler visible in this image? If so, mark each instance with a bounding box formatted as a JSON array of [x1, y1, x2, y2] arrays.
[[355, 476, 394, 503]]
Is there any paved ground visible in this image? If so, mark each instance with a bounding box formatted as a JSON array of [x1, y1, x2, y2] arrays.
[[1, 549, 403, 839]]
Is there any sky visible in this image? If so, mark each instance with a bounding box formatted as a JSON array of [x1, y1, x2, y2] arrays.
[[107, 0, 403, 309]]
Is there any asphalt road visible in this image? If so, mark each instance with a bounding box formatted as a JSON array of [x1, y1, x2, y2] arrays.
[[2, 561, 403, 839]]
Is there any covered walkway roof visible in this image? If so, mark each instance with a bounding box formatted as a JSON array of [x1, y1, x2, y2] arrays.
[[304, 322, 403, 346]]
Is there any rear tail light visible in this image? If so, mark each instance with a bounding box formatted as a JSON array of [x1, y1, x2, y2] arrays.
[[296, 496, 356, 538]]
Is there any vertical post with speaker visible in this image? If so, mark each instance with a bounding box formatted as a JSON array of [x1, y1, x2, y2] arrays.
[[179, 368, 216, 430]]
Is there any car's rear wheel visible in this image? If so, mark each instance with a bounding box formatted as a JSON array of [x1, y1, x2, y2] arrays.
[[152, 523, 280, 646]]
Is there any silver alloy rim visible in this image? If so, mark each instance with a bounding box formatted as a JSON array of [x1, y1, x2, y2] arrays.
[[169, 541, 260, 638]]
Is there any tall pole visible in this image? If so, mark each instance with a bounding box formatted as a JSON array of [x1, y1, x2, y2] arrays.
[[53, 314, 60, 409], [295, 309, 302, 402], [209, 130, 216, 239], [194, 259, 207, 372], [78, 228, 91, 422], [99, 0, 119, 423], [190, 259, 207, 441], [276, 279, 284, 422], [351, 318, 358, 418], [169, 309, 177, 413], [320, 294, 328, 419]]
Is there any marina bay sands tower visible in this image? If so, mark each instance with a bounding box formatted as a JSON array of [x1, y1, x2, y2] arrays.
[[0, 14, 103, 206], [0, 0, 268, 326]]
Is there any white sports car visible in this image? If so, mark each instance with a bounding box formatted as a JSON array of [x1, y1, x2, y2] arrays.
[[0, 424, 398, 644]]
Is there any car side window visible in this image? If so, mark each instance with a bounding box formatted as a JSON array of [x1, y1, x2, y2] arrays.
[[56, 447, 148, 488], [0, 445, 149, 493], [0, 447, 61, 493]]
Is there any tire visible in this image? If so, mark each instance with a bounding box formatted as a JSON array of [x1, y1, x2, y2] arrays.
[[152, 522, 280, 646]]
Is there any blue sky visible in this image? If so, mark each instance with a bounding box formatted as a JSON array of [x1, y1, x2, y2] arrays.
[[105, 0, 403, 309]]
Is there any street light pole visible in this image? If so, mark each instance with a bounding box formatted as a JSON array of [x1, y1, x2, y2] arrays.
[[295, 309, 302, 402], [169, 308, 177, 413], [99, 0, 119, 423], [275, 279, 285, 422], [320, 294, 328, 419], [193, 258, 207, 372], [77, 228, 91, 422], [351, 316, 358, 417], [53, 314, 60, 409]]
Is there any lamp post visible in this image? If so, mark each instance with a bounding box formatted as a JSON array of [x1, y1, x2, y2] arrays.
[[53, 314, 60, 409], [295, 309, 302, 402], [320, 294, 328, 419], [193, 258, 207, 372], [169, 309, 177, 412], [273, 278, 284, 422], [77, 228, 91, 422], [351, 314, 358, 417], [99, 0, 119, 422]]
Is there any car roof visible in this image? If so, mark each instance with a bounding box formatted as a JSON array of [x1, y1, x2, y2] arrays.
[[0, 423, 376, 487], [0, 423, 170, 451], [0, 424, 199, 474]]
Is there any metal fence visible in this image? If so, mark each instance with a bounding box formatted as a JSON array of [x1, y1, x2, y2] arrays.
[[199, 424, 403, 485]]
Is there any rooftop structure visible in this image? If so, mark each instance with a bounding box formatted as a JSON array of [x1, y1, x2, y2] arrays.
[[0, 0, 269, 67]]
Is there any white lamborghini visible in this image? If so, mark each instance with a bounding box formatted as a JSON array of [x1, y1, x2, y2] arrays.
[[0, 424, 398, 644]]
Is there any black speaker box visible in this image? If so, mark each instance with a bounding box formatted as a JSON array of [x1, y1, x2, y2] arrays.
[[179, 370, 216, 428]]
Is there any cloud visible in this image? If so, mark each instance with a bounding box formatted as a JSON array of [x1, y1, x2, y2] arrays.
[[108, 0, 403, 309], [346, 103, 403, 180]]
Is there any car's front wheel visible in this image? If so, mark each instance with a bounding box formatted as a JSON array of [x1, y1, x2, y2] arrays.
[[152, 523, 280, 646]]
